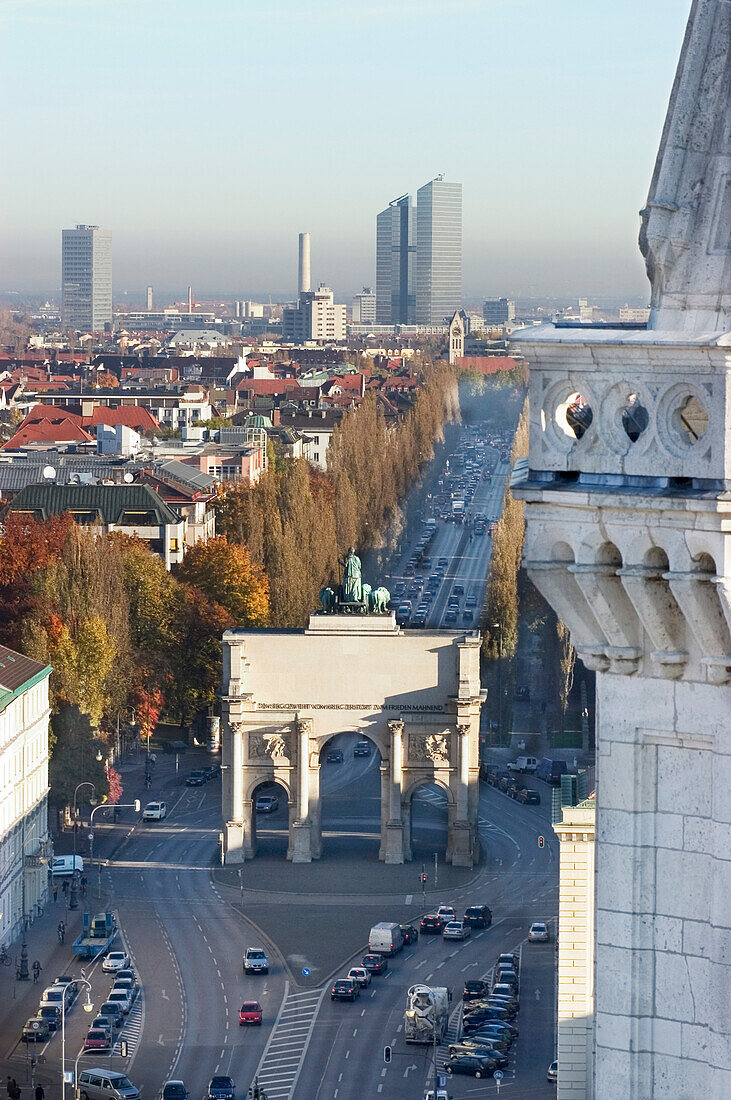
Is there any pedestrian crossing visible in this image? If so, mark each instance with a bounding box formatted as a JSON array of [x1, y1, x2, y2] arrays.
[[112, 995, 143, 1055], [251, 985, 323, 1099]]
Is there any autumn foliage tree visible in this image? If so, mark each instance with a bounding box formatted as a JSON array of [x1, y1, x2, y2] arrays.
[[175, 536, 269, 626]]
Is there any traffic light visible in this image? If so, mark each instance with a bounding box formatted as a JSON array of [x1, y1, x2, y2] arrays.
[[538, 835, 545, 849], [383, 1045, 392, 1064], [420, 873, 427, 883]]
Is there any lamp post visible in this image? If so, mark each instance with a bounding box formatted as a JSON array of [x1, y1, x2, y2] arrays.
[[63, 978, 93, 1100], [18, 824, 51, 982], [71, 783, 96, 912], [89, 800, 141, 900], [490, 622, 503, 743]]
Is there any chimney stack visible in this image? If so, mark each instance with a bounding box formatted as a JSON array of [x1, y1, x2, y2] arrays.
[[298, 232, 311, 296], [147, 286, 153, 311], [187, 286, 193, 313]]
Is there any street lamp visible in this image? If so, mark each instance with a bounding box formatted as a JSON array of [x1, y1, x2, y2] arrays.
[[490, 622, 503, 742], [62, 978, 93, 1100], [18, 825, 51, 982], [89, 800, 141, 900], [71, 783, 97, 912]]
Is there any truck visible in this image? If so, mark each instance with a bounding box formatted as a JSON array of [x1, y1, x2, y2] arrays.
[[368, 922, 404, 956], [451, 499, 465, 521], [508, 756, 538, 774], [537, 757, 568, 784], [72, 911, 116, 959], [404, 984, 450, 1043]]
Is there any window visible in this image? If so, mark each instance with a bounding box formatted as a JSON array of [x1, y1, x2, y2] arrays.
[[170, 539, 180, 552]]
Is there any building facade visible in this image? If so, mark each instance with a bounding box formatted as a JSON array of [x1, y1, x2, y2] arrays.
[[282, 286, 346, 343], [376, 195, 417, 325], [0, 646, 52, 951], [554, 796, 596, 1100], [61, 225, 113, 331], [483, 298, 515, 328], [512, 5, 731, 1095], [351, 287, 377, 325], [415, 177, 462, 325]]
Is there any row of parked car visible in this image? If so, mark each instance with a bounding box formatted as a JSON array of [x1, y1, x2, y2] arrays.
[[479, 764, 542, 804], [83, 950, 139, 1051], [185, 763, 221, 787], [23, 974, 80, 1042], [441, 950, 523, 1079]]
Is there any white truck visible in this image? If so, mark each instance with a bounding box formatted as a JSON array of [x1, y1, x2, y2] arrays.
[[368, 922, 404, 956], [404, 984, 450, 1043], [507, 755, 538, 773]]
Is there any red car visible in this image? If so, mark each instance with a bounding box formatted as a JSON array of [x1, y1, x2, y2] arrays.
[[84, 1028, 111, 1049], [239, 1001, 263, 1026]]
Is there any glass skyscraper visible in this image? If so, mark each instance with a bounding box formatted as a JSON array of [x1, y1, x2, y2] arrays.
[[376, 194, 416, 324], [61, 225, 113, 331], [415, 177, 462, 325]]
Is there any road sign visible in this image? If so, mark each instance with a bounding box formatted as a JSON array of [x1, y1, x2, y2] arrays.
[[437, 1073, 447, 1088], [493, 1070, 503, 1080], [88, 832, 94, 841], [81, 968, 86, 979], [302, 967, 310, 976], [31, 1021, 39, 1030], [63, 1072, 74, 1084]]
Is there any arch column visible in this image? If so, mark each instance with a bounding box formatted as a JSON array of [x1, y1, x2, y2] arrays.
[[448, 724, 474, 867], [225, 721, 247, 863], [385, 719, 405, 864], [292, 717, 313, 863], [378, 762, 389, 860]]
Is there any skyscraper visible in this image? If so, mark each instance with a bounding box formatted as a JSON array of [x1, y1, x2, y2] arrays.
[[415, 177, 462, 325], [376, 194, 416, 324], [61, 225, 112, 331]]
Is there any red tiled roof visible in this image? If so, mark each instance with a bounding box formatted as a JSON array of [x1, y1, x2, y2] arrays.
[[3, 412, 93, 450], [88, 406, 159, 432], [237, 378, 300, 395]]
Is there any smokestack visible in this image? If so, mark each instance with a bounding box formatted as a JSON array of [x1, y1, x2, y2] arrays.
[[298, 232, 311, 295], [147, 286, 153, 311], [187, 286, 193, 313]]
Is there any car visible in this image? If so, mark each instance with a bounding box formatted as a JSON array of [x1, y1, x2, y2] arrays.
[[103, 951, 130, 973], [347, 966, 371, 988], [495, 970, 519, 992], [463, 905, 492, 929], [419, 914, 445, 935], [444, 611, 458, 624], [517, 788, 541, 805], [438, 558, 448, 568], [142, 801, 167, 821], [23, 1017, 51, 1042], [243, 948, 269, 974], [462, 1006, 514, 1030], [547, 1060, 558, 1083], [459, 1029, 511, 1053], [529, 921, 550, 942], [40, 984, 73, 1011], [204, 764, 220, 780], [462, 609, 474, 622], [255, 795, 279, 813], [463, 980, 490, 1002], [207, 1078, 235, 1100], [91, 1017, 114, 1037], [465, 596, 478, 609], [497, 953, 519, 970], [353, 741, 371, 757], [36, 1005, 61, 1031], [492, 982, 520, 1004], [473, 1019, 519, 1041], [330, 979, 360, 1002], [443, 920, 470, 940], [448, 1043, 509, 1068], [361, 954, 388, 975], [443, 1053, 496, 1079], [411, 614, 426, 627], [113, 978, 136, 998], [403, 564, 415, 577], [162, 1082, 188, 1100], [53, 975, 78, 994], [447, 596, 460, 609], [326, 749, 344, 764], [84, 1029, 111, 1050], [437, 905, 456, 921], [99, 1002, 124, 1028], [185, 770, 206, 786], [107, 990, 132, 1015], [77, 1070, 140, 1100], [400, 923, 419, 945], [115, 968, 136, 986], [238, 1001, 263, 1025], [452, 584, 465, 596], [484, 998, 518, 1019]]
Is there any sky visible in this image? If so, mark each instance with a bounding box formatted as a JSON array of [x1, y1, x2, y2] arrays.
[[1, 0, 692, 302]]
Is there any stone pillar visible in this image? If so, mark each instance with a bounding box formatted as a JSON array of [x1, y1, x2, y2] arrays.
[[309, 746, 323, 859], [449, 724, 474, 867], [526, 561, 610, 671], [385, 719, 405, 864], [225, 722, 246, 863], [378, 761, 390, 860], [292, 718, 313, 863]]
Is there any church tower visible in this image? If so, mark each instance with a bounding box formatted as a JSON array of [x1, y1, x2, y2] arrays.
[[512, 2, 730, 1096]]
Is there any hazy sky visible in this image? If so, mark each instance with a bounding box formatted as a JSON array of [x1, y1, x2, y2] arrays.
[[1, 0, 691, 301]]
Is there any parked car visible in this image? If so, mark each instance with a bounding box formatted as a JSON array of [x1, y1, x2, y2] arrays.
[[23, 1017, 51, 1042], [517, 789, 541, 805], [457, 1030, 511, 1054], [536, 758, 568, 785], [326, 749, 344, 764], [185, 770, 206, 786], [162, 1082, 188, 1100], [238, 1001, 263, 1026], [444, 611, 458, 624], [492, 982, 520, 1004], [443, 1053, 496, 1079], [99, 1002, 124, 1028], [443, 920, 470, 941], [361, 954, 388, 975], [40, 984, 74, 1011], [255, 795, 279, 814], [448, 1043, 508, 1068], [50, 855, 83, 877], [400, 923, 419, 945], [463, 905, 492, 928], [91, 1017, 115, 1037], [463, 980, 490, 1002], [142, 802, 167, 821], [347, 966, 371, 988], [497, 952, 519, 970], [529, 921, 550, 942], [103, 951, 130, 973], [420, 915, 445, 935], [84, 1029, 111, 1050], [112, 978, 136, 999], [115, 969, 136, 986], [206, 1078, 235, 1100], [330, 979, 359, 1002], [547, 1060, 558, 1083], [36, 1006, 61, 1031], [107, 990, 132, 1016], [243, 948, 269, 974]]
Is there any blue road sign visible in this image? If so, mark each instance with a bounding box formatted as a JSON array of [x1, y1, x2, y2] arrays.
[[437, 1074, 447, 1088], [302, 967, 310, 976], [493, 1069, 504, 1080]]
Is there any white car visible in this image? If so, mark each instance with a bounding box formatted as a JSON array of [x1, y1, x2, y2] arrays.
[[442, 920, 470, 940], [142, 801, 167, 821], [107, 989, 132, 1015], [529, 921, 550, 943], [102, 951, 130, 973], [347, 966, 371, 988], [436, 905, 456, 921]]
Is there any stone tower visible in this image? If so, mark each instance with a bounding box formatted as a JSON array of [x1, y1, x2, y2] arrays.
[[512, 2, 730, 1096]]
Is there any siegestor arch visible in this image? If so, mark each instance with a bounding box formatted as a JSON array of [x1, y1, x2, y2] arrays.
[[245, 773, 294, 805]]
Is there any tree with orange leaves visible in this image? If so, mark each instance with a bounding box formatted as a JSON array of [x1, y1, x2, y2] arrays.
[[175, 536, 269, 627]]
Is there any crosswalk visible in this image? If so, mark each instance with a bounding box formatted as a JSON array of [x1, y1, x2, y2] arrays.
[[250, 984, 324, 1099], [112, 995, 143, 1055]]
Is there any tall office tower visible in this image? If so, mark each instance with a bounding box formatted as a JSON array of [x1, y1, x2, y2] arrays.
[[298, 232, 311, 295], [61, 225, 112, 331], [376, 194, 416, 324], [415, 176, 462, 325]]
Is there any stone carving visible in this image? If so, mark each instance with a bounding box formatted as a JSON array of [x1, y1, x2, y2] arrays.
[[340, 547, 362, 603], [319, 586, 335, 613], [249, 730, 291, 760], [409, 730, 451, 765], [368, 586, 391, 613], [388, 719, 404, 736], [639, 0, 731, 332], [457, 724, 471, 737]]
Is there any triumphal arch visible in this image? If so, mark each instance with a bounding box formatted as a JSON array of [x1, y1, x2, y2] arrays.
[[219, 553, 485, 866]]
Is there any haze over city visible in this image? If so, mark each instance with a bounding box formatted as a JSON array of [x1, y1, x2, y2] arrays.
[[2, 0, 691, 299]]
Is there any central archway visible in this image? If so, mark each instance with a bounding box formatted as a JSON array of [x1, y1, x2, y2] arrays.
[[318, 732, 382, 858], [405, 779, 451, 862], [246, 777, 293, 859]]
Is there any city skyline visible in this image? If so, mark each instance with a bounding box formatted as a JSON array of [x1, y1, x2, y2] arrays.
[[1, 1, 691, 300]]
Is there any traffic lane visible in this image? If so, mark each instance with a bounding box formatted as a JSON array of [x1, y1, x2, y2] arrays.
[[512, 941, 556, 1098]]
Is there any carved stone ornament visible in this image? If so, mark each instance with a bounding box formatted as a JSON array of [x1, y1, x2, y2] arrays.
[[296, 717, 313, 737], [388, 719, 405, 735], [249, 730, 291, 761], [409, 730, 451, 765], [457, 724, 471, 737]]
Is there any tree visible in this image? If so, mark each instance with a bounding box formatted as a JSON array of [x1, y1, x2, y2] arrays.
[[175, 536, 269, 626], [166, 585, 233, 731], [47, 706, 109, 810]]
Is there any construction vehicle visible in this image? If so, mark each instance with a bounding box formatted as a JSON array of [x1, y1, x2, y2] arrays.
[[72, 911, 116, 959], [404, 984, 450, 1043]]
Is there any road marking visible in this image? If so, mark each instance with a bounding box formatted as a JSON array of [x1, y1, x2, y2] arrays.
[[380, 1069, 387, 1077], [405, 894, 412, 903], [352, 1029, 357, 1037], [252, 983, 324, 1099], [360, 1009, 365, 1016], [425, 973, 433, 981], [345, 1050, 350, 1059]]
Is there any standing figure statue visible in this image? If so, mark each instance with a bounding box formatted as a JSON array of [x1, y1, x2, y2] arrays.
[[340, 547, 362, 604]]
